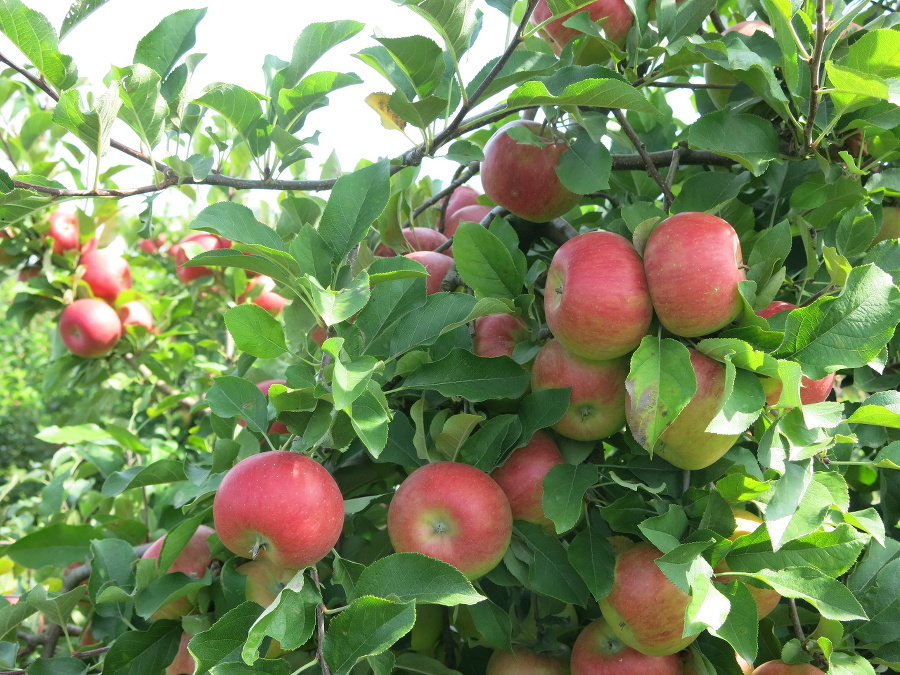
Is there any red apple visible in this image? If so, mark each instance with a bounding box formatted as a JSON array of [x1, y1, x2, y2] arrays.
[[474, 314, 530, 359], [531, 339, 628, 441], [166, 632, 195, 675], [751, 661, 825, 675], [47, 211, 80, 254], [444, 204, 494, 238], [213, 451, 344, 570], [643, 212, 745, 337], [545, 231, 653, 360], [481, 120, 581, 223], [445, 186, 480, 220], [571, 618, 682, 674], [79, 249, 132, 303], [173, 232, 231, 283], [239, 275, 287, 316], [118, 300, 154, 332], [486, 646, 567, 674], [490, 431, 565, 530], [141, 524, 215, 620], [705, 21, 775, 109], [599, 542, 699, 656], [139, 233, 167, 255], [59, 299, 123, 358], [627, 348, 739, 470], [374, 227, 449, 257], [714, 508, 781, 619], [387, 461, 513, 580], [404, 250, 454, 294], [532, 0, 633, 52], [311, 325, 327, 347], [756, 302, 836, 405]]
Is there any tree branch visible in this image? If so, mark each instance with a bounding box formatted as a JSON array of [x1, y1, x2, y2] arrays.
[[709, 9, 728, 33], [404, 162, 480, 231], [803, 0, 828, 154], [612, 109, 675, 204], [311, 568, 331, 675]]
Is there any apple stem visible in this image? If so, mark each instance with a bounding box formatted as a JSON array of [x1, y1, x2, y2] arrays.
[[250, 539, 266, 560], [788, 598, 807, 642]]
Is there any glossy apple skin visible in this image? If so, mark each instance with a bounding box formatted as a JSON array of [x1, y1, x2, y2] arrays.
[[713, 508, 781, 619], [756, 302, 835, 405], [239, 275, 287, 316], [532, 0, 633, 50], [705, 21, 774, 109], [545, 231, 653, 360], [481, 120, 581, 223], [474, 314, 530, 359], [444, 204, 494, 238], [628, 349, 739, 470], [59, 299, 123, 358], [118, 300, 154, 332], [531, 339, 628, 441], [387, 462, 513, 580], [374, 227, 449, 257], [751, 661, 826, 675], [142, 524, 215, 620], [643, 212, 745, 337], [173, 232, 231, 283], [490, 431, 565, 530], [487, 646, 567, 674], [405, 250, 454, 294], [47, 211, 80, 254], [165, 633, 195, 675], [571, 618, 682, 674], [213, 451, 344, 570], [237, 558, 295, 608], [445, 186, 480, 220], [599, 543, 699, 656], [80, 249, 132, 303]]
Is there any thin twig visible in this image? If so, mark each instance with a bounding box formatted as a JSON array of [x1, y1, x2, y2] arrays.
[[612, 109, 675, 204], [664, 146, 682, 212], [709, 9, 727, 33], [311, 568, 331, 675], [788, 598, 806, 642], [803, 0, 828, 154], [405, 162, 479, 231]]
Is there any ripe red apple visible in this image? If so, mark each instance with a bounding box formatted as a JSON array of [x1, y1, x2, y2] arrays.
[[374, 227, 449, 257], [404, 250, 454, 294], [79, 249, 132, 303], [599, 542, 699, 656], [311, 325, 327, 347], [474, 314, 530, 359], [59, 299, 123, 358], [387, 461, 513, 580], [213, 451, 344, 570], [714, 508, 781, 619], [751, 661, 825, 675], [571, 618, 682, 674], [445, 186, 480, 220], [627, 348, 739, 470], [481, 120, 581, 223], [486, 646, 567, 674], [490, 431, 565, 530], [545, 231, 653, 360], [643, 212, 745, 337], [531, 339, 628, 441], [172, 232, 231, 283], [166, 633, 195, 675], [141, 524, 215, 620], [444, 204, 494, 238], [705, 21, 775, 109], [237, 558, 295, 608], [46, 211, 80, 254], [238, 275, 287, 316], [756, 301, 835, 405], [532, 0, 633, 52], [118, 300, 154, 332], [872, 206, 900, 247]]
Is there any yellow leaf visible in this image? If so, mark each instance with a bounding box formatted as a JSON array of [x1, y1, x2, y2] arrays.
[[365, 92, 406, 132]]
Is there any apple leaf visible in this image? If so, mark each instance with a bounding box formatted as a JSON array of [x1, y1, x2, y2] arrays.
[[6, 524, 100, 569], [206, 376, 269, 433], [688, 111, 780, 176], [625, 337, 697, 454], [705, 358, 765, 435], [156, 514, 210, 575], [386, 292, 479, 358], [242, 575, 319, 662], [567, 512, 616, 602], [850, 557, 900, 646], [24, 584, 89, 630], [466, 599, 513, 651], [670, 171, 752, 216], [52, 87, 121, 161], [542, 463, 597, 534], [0, 0, 77, 90], [355, 553, 485, 605], [400, 349, 531, 402], [639, 504, 689, 554], [189, 603, 265, 674], [350, 382, 392, 457], [453, 221, 525, 298], [224, 305, 288, 360], [459, 414, 522, 471], [514, 521, 591, 605], [101, 459, 187, 498], [684, 572, 730, 635], [514, 388, 571, 448], [399, 0, 480, 65], [555, 133, 611, 195], [708, 580, 759, 666], [190, 202, 285, 251], [508, 78, 658, 113], [113, 64, 166, 149], [847, 391, 900, 428], [746, 568, 867, 621], [194, 83, 270, 157], [282, 20, 364, 88], [103, 620, 182, 675], [134, 571, 213, 620], [322, 595, 416, 675]]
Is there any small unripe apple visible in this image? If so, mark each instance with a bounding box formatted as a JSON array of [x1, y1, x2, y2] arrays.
[[751, 661, 825, 675], [486, 645, 567, 674], [571, 618, 682, 674], [374, 227, 449, 257], [705, 21, 774, 109], [531, 339, 628, 441], [46, 211, 80, 255], [532, 0, 633, 52], [80, 249, 132, 303], [481, 120, 581, 223], [141, 524, 215, 620], [118, 300, 154, 332], [490, 431, 565, 530], [404, 250, 454, 294], [643, 212, 745, 337], [59, 299, 123, 358], [444, 204, 494, 238]]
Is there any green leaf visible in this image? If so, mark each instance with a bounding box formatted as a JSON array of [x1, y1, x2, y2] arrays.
[[0, 0, 77, 89], [639, 505, 689, 554], [321, 338, 380, 410], [776, 264, 900, 379], [102, 620, 182, 675], [190, 202, 285, 251], [134, 8, 206, 78], [194, 83, 270, 157], [458, 415, 521, 471], [386, 293, 478, 358], [453, 221, 524, 298], [276, 71, 363, 133], [708, 581, 758, 666], [24, 584, 88, 629], [688, 111, 780, 176], [515, 388, 571, 446], [283, 20, 365, 88], [183, 249, 292, 283], [7, 524, 100, 569], [319, 159, 390, 262], [113, 64, 166, 148], [847, 391, 900, 428], [555, 133, 611, 195], [355, 553, 485, 605], [748, 567, 867, 621], [25, 657, 87, 675], [851, 557, 900, 646], [224, 305, 288, 360], [830, 29, 900, 114], [0, 595, 37, 636], [157, 514, 210, 575], [206, 376, 269, 433], [375, 36, 445, 97], [399, 0, 480, 66], [350, 382, 392, 457], [400, 349, 531, 401], [706, 360, 765, 435], [671, 171, 752, 215], [541, 463, 596, 534], [625, 337, 697, 453], [514, 521, 591, 605], [394, 653, 463, 674], [101, 459, 186, 498], [52, 87, 121, 160], [306, 272, 371, 326], [322, 595, 416, 675], [567, 511, 616, 602], [465, 598, 512, 651], [685, 573, 730, 635], [242, 574, 319, 662], [60, 0, 112, 40], [507, 78, 657, 113], [190, 603, 264, 674]]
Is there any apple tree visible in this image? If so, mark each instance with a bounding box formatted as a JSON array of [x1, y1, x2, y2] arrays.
[[0, 0, 899, 673]]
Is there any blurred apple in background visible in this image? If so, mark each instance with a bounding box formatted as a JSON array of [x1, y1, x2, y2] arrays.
[[59, 298, 123, 358]]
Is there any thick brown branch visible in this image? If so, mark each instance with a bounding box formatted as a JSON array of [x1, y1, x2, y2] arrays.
[[612, 109, 675, 204]]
